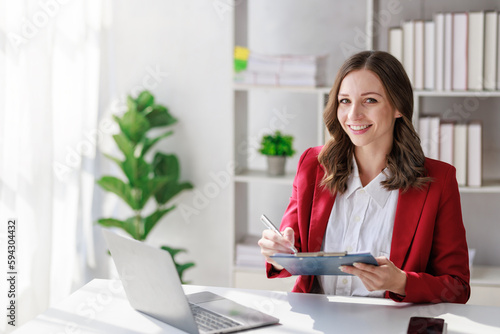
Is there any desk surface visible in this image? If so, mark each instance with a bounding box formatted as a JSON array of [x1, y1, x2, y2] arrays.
[[12, 279, 500, 334]]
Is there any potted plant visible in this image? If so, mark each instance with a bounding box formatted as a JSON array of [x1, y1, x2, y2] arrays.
[[258, 130, 296, 176], [97, 90, 194, 283]]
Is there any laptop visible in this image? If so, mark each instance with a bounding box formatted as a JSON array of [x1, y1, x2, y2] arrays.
[[102, 230, 280, 334]]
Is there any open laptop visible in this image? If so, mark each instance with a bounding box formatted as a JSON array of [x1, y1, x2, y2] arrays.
[[102, 230, 279, 334]]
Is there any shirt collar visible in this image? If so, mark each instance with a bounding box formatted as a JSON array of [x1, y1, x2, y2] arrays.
[[345, 157, 394, 208]]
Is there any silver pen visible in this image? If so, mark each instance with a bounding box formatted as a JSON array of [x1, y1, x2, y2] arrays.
[[260, 214, 298, 254]]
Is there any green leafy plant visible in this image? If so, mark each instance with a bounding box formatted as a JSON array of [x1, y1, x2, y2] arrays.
[[97, 90, 194, 283], [259, 130, 296, 157]]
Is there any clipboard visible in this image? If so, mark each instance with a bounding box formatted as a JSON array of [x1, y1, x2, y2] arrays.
[[270, 252, 378, 275]]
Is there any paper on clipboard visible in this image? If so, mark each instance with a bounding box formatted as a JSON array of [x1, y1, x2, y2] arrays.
[[270, 252, 378, 276]]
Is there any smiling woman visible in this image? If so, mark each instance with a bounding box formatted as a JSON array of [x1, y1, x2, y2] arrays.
[[259, 51, 471, 304], [319, 51, 431, 194]]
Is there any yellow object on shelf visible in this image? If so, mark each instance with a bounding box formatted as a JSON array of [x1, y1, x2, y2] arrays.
[[234, 46, 249, 72]]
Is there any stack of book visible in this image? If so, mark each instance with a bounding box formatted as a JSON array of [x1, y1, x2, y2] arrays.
[[389, 11, 500, 91], [235, 235, 265, 268], [234, 50, 328, 87], [419, 117, 482, 187]]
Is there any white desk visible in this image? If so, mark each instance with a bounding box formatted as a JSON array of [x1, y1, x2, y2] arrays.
[[12, 279, 500, 334]]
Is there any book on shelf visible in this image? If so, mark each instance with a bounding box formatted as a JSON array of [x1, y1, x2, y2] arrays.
[[468, 11, 485, 91], [419, 116, 431, 157], [452, 12, 468, 91], [235, 235, 265, 268], [424, 21, 435, 90], [467, 121, 482, 187], [484, 11, 497, 90], [403, 20, 415, 86], [388, 27, 403, 63], [234, 71, 325, 87], [434, 13, 445, 91], [234, 50, 328, 87], [439, 122, 454, 165], [414, 20, 425, 90], [420, 117, 484, 187], [246, 52, 327, 76], [419, 116, 440, 160], [394, 9, 500, 91], [454, 123, 468, 186], [444, 12, 453, 91], [429, 117, 440, 160]]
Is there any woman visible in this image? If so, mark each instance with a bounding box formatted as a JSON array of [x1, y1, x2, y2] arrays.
[[258, 50, 470, 304]]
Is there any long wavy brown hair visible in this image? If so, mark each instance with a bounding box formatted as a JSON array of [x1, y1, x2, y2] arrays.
[[318, 50, 431, 194]]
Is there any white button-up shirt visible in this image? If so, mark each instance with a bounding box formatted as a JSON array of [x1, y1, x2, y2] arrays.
[[319, 159, 399, 297]]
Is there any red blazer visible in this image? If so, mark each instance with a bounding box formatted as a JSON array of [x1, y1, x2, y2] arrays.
[[267, 146, 470, 304]]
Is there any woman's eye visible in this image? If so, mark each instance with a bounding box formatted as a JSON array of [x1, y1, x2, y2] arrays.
[[339, 98, 350, 104], [365, 98, 377, 103]]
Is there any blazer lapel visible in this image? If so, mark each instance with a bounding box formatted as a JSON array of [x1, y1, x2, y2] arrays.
[[308, 164, 336, 252], [390, 185, 429, 269]]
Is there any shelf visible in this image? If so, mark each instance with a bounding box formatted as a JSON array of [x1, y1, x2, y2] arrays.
[[235, 172, 500, 191], [234, 169, 295, 185], [459, 180, 500, 193], [415, 90, 500, 98], [233, 83, 331, 94]]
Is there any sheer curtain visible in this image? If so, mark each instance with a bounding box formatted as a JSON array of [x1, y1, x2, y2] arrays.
[[0, 0, 103, 328]]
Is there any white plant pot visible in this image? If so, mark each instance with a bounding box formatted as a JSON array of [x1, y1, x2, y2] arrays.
[[266, 156, 286, 176]]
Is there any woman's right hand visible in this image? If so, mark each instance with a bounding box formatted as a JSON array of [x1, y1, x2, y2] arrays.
[[258, 227, 296, 270]]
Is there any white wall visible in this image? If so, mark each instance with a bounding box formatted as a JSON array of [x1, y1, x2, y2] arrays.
[[98, 0, 233, 286]]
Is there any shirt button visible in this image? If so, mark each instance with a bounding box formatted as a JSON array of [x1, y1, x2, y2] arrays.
[[346, 246, 353, 252], [354, 216, 361, 222], [342, 278, 348, 284], [359, 189, 366, 194]]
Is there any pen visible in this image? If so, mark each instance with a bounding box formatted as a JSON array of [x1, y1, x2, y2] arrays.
[[260, 214, 298, 254]]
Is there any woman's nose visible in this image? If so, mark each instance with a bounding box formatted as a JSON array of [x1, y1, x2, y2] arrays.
[[347, 103, 364, 121]]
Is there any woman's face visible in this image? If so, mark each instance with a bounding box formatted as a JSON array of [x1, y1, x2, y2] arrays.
[[337, 69, 400, 154]]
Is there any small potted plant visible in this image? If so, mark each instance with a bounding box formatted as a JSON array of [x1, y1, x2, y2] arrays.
[[259, 130, 296, 176]]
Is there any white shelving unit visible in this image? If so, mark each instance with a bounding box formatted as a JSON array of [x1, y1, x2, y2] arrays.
[[230, 0, 338, 290], [230, 1, 500, 302], [230, 0, 370, 291], [231, 84, 329, 289]]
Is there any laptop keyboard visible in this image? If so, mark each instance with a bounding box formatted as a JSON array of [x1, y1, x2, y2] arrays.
[[189, 304, 242, 332]]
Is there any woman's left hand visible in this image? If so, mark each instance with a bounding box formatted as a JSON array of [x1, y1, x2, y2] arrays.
[[340, 256, 407, 295]]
